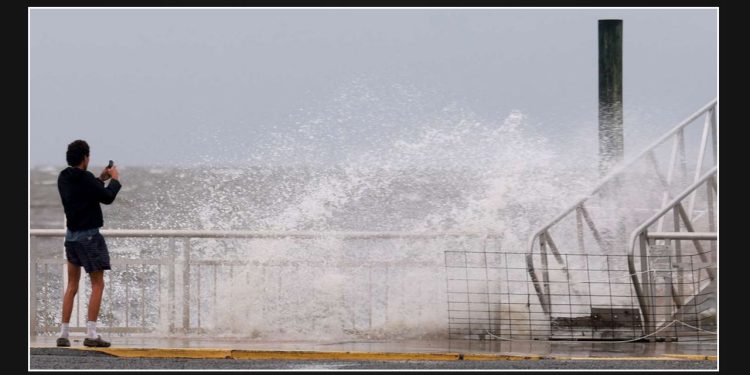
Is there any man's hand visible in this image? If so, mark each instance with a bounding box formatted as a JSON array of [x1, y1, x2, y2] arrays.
[[108, 166, 120, 181], [99, 167, 111, 181]]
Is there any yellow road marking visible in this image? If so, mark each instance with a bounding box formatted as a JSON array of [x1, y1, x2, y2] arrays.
[[49, 347, 716, 362]]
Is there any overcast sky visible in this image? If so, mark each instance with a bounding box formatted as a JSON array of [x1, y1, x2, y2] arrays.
[[29, 8, 717, 167]]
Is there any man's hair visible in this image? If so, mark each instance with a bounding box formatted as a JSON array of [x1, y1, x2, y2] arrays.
[[66, 140, 90, 166]]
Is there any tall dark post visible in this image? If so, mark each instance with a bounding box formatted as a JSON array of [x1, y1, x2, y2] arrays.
[[599, 20, 623, 175]]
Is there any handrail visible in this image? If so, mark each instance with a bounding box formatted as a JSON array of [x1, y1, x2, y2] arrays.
[[29, 229, 501, 239], [627, 167, 717, 334], [645, 232, 716, 240], [527, 99, 716, 251], [626, 167, 717, 248], [30, 228, 499, 336]]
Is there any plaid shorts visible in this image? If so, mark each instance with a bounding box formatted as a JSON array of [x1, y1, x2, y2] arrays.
[[64, 232, 111, 274]]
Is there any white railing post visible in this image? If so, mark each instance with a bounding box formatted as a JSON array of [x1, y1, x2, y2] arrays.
[[710, 106, 717, 167], [167, 238, 176, 333], [656, 134, 681, 235], [674, 205, 684, 307], [639, 232, 652, 335], [687, 113, 713, 219], [183, 238, 191, 333], [30, 235, 38, 335], [707, 177, 716, 254]]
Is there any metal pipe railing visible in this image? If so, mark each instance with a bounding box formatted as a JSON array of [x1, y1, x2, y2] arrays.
[[627, 167, 717, 259], [646, 232, 716, 240], [30, 229, 499, 335], [627, 166, 717, 335], [30, 229, 502, 239], [526, 99, 716, 245]]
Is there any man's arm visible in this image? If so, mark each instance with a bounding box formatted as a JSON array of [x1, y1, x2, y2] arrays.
[[85, 171, 121, 204]]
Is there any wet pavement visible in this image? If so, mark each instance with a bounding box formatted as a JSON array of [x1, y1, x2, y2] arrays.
[[30, 351, 718, 370], [29, 335, 717, 358]]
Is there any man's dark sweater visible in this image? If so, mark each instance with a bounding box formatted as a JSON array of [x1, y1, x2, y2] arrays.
[[58, 167, 122, 231]]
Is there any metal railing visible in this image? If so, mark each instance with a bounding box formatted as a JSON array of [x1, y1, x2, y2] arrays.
[[627, 167, 717, 335], [30, 229, 500, 337], [527, 99, 717, 318]]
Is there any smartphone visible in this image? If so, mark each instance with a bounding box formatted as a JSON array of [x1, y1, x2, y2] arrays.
[[107, 160, 114, 169]]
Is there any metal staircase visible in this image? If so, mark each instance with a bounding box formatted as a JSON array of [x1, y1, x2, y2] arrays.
[[526, 99, 717, 341]]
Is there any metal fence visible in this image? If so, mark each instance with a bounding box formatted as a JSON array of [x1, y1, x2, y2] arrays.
[[29, 230, 499, 338]]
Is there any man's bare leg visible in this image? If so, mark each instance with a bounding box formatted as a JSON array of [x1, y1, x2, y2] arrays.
[[87, 271, 104, 322], [61, 262, 81, 325], [58, 262, 80, 345]]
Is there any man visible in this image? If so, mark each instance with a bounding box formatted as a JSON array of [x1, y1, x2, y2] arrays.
[[56, 140, 121, 347]]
